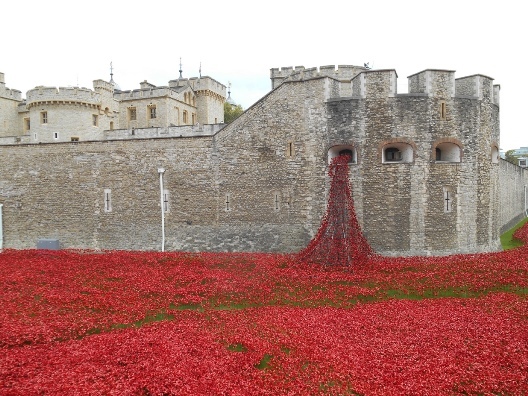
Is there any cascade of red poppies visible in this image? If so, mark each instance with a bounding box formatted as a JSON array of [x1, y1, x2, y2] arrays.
[[297, 153, 373, 267]]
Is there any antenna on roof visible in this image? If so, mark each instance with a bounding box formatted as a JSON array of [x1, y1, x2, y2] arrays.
[[179, 58, 183, 79], [110, 61, 115, 83], [226, 81, 236, 105], [199, 62, 202, 78], [364, 62, 372, 70]]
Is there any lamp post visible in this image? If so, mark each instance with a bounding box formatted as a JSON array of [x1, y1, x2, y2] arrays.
[[158, 168, 165, 252]]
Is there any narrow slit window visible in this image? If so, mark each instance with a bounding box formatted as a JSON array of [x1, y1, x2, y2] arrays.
[[225, 194, 231, 211], [443, 188, 453, 213], [104, 189, 112, 213], [286, 141, 294, 157], [163, 189, 170, 213], [274, 193, 280, 210], [440, 101, 447, 120]]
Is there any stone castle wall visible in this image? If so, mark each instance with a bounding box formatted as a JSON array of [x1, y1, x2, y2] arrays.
[[499, 160, 528, 233], [0, 137, 216, 251], [0, 66, 523, 256]]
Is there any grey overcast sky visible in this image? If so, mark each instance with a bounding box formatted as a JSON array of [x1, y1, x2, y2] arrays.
[[1, 0, 525, 151]]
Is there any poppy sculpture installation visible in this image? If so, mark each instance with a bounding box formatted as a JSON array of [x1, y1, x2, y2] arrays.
[[297, 153, 373, 267]]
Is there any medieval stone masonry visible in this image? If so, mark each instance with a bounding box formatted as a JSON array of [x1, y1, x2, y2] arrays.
[[0, 71, 226, 144], [0, 65, 526, 256]]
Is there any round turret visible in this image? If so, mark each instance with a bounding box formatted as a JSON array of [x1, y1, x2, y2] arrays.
[[26, 86, 103, 143]]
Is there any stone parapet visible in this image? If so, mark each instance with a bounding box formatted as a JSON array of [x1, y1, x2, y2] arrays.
[[104, 124, 224, 140], [26, 86, 100, 109], [0, 72, 23, 101]]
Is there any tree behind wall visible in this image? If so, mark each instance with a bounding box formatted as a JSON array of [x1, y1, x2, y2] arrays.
[[224, 102, 244, 124], [505, 150, 523, 165]]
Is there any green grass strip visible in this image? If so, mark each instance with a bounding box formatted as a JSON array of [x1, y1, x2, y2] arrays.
[[501, 217, 528, 250]]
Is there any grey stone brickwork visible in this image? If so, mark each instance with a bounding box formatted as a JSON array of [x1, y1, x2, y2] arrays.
[[499, 160, 528, 233], [0, 65, 524, 256]]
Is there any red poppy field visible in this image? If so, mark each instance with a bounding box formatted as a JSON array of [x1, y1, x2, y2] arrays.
[[1, 223, 528, 395]]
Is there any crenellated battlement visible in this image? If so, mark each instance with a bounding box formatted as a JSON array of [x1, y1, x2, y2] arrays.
[[270, 66, 499, 105], [113, 86, 180, 101], [26, 86, 100, 108], [0, 72, 23, 101], [351, 69, 398, 98], [407, 69, 456, 97], [455, 74, 498, 103], [93, 79, 115, 94], [270, 65, 367, 89], [169, 76, 226, 97]]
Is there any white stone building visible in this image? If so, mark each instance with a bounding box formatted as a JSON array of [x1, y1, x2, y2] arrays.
[[0, 70, 226, 144]]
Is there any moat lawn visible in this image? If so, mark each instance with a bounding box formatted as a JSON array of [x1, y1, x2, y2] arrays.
[[1, 224, 528, 394]]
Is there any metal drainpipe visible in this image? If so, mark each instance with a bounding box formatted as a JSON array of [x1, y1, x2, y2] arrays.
[[0, 204, 3, 250], [158, 168, 166, 252]]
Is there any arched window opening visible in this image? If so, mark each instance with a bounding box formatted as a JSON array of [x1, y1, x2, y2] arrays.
[[327, 145, 357, 164], [491, 146, 499, 164], [382, 142, 414, 164], [435, 142, 461, 163]]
